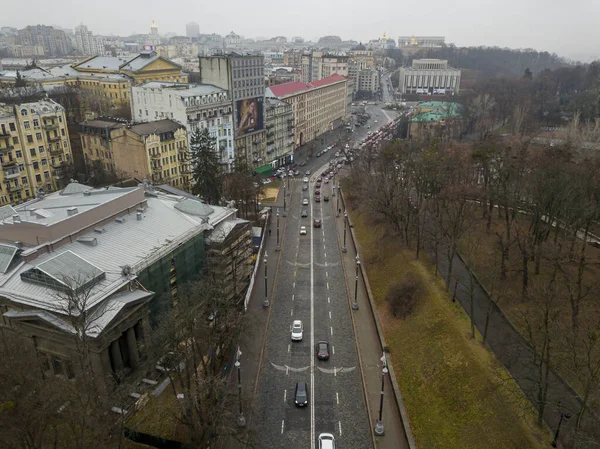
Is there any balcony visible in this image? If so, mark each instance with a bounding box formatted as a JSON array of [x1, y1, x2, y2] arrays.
[[4, 169, 19, 179], [0, 145, 14, 153], [266, 123, 274, 129], [267, 140, 274, 145], [44, 122, 59, 131], [48, 135, 61, 143], [0, 131, 10, 138], [151, 153, 161, 160], [8, 184, 22, 193], [1, 159, 16, 168], [267, 132, 274, 138], [48, 147, 62, 155], [152, 164, 162, 172]]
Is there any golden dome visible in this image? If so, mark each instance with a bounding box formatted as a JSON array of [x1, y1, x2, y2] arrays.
[[151, 20, 158, 29]]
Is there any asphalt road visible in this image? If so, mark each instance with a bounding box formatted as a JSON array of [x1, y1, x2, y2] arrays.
[[254, 166, 372, 449]]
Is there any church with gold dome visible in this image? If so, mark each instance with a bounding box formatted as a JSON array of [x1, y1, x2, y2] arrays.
[[368, 32, 396, 50]]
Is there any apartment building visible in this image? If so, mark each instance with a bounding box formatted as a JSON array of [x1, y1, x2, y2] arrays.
[[349, 44, 374, 69], [266, 74, 350, 148], [14, 25, 71, 56], [74, 24, 106, 57], [0, 100, 72, 205], [283, 50, 303, 68], [131, 82, 234, 171], [199, 53, 267, 171], [79, 118, 190, 188], [264, 98, 294, 167], [349, 65, 380, 96], [301, 52, 349, 83]]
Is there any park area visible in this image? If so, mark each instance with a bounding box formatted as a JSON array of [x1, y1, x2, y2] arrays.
[[347, 202, 551, 449]]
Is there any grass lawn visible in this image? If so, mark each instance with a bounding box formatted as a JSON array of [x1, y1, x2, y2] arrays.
[[259, 180, 281, 204], [349, 207, 550, 449]]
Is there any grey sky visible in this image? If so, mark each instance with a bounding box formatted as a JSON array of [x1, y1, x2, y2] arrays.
[[2, 0, 599, 61]]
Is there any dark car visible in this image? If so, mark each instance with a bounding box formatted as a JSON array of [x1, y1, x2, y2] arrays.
[[315, 196, 321, 203], [317, 177, 322, 182], [315, 189, 321, 195], [324, 195, 329, 202], [316, 341, 330, 360], [315, 182, 321, 188], [313, 219, 322, 228], [295, 382, 308, 407], [301, 210, 308, 217]]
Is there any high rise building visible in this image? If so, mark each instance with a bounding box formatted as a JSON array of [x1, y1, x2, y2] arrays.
[[199, 53, 267, 171], [398, 59, 461, 95], [14, 25, 71, 56], [186, 22, 199, 39], [301, 52, 348, 83], [74, 24, 105, 56], [0, 100, 73, 205]]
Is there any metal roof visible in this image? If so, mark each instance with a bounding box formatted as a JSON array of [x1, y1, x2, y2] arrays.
[[0, 244, 19, 274]]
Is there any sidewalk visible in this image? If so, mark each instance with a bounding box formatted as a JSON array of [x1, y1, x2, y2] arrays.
[[228, 185, 289, 447], [333, 200, 411, 449]]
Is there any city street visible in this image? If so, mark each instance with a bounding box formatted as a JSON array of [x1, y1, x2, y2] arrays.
[[253, 169, 372, 449]]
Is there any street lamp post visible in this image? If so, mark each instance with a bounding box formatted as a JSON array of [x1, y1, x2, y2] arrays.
[[283, 183, 286, 212], [263, 252, 269, 307], [342, 212, 348, 253], [374, 352, 388, 436], [235, 349, 246, 427], [276, 211, 280, 251], [551, 402, 571, 448], [336, 184, 341, 217], [353, 253, 360, 310]]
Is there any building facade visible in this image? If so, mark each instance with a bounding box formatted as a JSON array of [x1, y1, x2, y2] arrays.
[[0, 100, 72, 205], [301, 52, 349, 83], [398, 59, 461, 95], [199, 54, 267, 170], [266, 74, 350, 148], [14, 25, 71, 56], [148, 21, 160, 47], [79, 118, 190, 188], [186, 22, 200, 39], [349, 45, 374, 70], [131, 82, 234, 171], [264, 98, 294, 167], [74, 24, 105, 57], [398, 36, 445, 48], [350, 66, 380, 97]]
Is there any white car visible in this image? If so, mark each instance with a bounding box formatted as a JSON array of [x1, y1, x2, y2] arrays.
[[318, 433, 335, 449], [291, 320, 303, 341], [303, 198, 309, 206], [300, 226, 307, 235], [374, 120, 378, 123], [303, 177, 309, 183]]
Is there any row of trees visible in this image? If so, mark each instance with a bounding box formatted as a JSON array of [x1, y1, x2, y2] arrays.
[[346, 130, 600, 442]]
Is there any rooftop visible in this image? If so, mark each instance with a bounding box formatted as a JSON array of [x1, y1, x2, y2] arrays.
[[137, 82, 226, 97], [129, 119, 185, 136], [266, 74, 347, 99]]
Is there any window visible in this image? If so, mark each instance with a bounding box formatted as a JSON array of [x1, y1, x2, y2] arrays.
[[21, 177, 27, 185], [63, 140, 68, 149], [20, 109, 28, 116], [35, 174, 41, 183], [41, 159, 47, 166], [30, 148, 36, 157], [33, 119, 39, 128], [33, 161, 39, 170], [39, 146, 44, 153], [24, 121, 31, 130], [58, 116, 63, 123], [44, 171, 50, 179], [15, 150, 22, 158], [12, 137, 18, 145], [9, 123, 15, 132], [61, 129, 65, 136]]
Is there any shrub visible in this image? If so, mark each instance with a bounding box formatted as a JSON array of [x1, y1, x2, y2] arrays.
[[387, 272, 424, 319]]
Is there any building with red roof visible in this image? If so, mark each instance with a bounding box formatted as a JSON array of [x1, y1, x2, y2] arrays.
[[266, 74, 351, 149]]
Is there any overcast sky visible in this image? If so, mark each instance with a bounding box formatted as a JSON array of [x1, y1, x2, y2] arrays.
[[2, 0, 599, 62]]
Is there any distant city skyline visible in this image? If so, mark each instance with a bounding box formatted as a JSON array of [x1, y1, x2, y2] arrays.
[[1, 0, 599, 62]]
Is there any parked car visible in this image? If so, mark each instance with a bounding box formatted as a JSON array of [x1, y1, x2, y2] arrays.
[[315, 189, 321, 195], [302, 184, 308, 191], [324, 195, 329, 202], [315, 196, 321, 203], [303, 177, 309, 183], [300, 226, 307, 235], [301, 209, 308, 217], [303, 198, 309, 206], [291, 320, 303, 341], [305, 170, 311, 175], [318, 433, 335, 449], [295, 382, 308, 407], [313, 219, 322, 228], [316, 341, 330, 360], [324, 178, 329, 184]]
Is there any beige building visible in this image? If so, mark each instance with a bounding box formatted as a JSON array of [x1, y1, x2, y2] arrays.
[[9, 44, 45, 57], [301, 52, 349, 83], [264, 98, 294, 167], [266, 74, 350, 148], [399, 59, 461, 95], [0, 100, 72, 205], [79, 118, 190, 188], [349, 44, 374, 69]]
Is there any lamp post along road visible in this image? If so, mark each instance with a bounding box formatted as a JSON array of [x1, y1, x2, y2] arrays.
[[336, 184, 341, 217], [551, 402, 570, 447], [374, 352, 388, 436], [283, 183, 287, 212], [263, 252, 269, 307], [342, 211, 348, 252], [235, 349, 246, 427], [353, 253, 360, 310], [276, 211, 280, 251]]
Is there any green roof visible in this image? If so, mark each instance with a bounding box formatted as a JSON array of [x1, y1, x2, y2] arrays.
[[411, 101, 462, 122]]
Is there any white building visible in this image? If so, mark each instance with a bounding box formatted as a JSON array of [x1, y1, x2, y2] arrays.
[[131, 82, 235, 170], [225, 32, 242, 49], [74, 24, 105, 56], [398, 59, 461, 95]]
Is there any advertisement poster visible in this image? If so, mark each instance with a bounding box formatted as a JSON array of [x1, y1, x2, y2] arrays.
[[235, 97, 264, 136]]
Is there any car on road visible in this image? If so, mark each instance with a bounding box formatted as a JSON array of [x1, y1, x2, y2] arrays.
[[316, 151, 322, 157], [302, 184, 308, 191], [305, 170, 311, 176], [316, 341, 330, 360], [294, 382, 308, 407], [314, 189, 320, 195], [302, 198, 309, 206], [300, 161, 307, 167], [324, 195, 329, 202], [294, 170, 300, 176], [299, 226, 307, 235], [313, 219, 322, 228], [316, 182, 321, 188], [324, 178, 329, 183], [291, 320, 303, 341], [315, 196, 321, 203], [374, 120, 378, 123], [303, 177, 309, 183], [316, 177, 322, 182], [318, 433, 335, 449], [301, 209, 308, 217]]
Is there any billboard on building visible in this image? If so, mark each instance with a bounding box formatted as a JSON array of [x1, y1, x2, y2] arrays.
[[235, 97, 264, 137]]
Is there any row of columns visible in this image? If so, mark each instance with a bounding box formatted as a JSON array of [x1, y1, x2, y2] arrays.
[[108, 320, 145, 374]]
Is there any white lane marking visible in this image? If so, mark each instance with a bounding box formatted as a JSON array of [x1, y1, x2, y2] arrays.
[[327, 282, 330, 290], [284, 390, 287, 402], [339, 421, 342, 436], [286, 365, 289, 376], [282, 420, 285, 434], [326, 271, 328, 277], [328, 297, 330, 304], [292, 294, 295, 301], [309, 187, 316, 449], [329, 311, 332, 319], [334, 367, 337, 377], [288, 344, 291, 353], [291, 309, 294, 316], [336, 392, 339, 405], [293, 282, 296, 288], [324, 252, 327, 258], [331, 326, 333, 336], [332, 345, 335, 355]]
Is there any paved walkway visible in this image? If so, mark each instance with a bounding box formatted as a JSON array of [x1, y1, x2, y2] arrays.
[[332, 197, 409, 449]]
